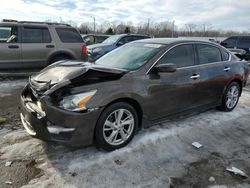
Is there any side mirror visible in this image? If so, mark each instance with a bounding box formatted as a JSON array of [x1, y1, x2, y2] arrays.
[[116, 41, 124, 47], [152, 63, 177, 73]]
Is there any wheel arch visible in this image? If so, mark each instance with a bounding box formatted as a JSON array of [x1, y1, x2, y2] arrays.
[[228, 78, 243, 96], [47, 51, 75, 64]]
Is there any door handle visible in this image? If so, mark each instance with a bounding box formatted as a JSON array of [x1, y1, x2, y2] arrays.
[[46, 45, 55, 48], [224, 67, 231, 71], [190, 74, 200, 79], [8, 45, 19, 49]]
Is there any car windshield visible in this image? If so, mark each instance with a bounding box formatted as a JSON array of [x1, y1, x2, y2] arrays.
[[102, 35, 121, 44], [95, 42, 164, 71]]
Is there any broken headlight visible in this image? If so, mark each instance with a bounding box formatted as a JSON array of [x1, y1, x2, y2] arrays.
[[59, 90, 96, 112]]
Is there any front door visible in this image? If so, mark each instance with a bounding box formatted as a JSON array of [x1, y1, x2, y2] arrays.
[[145, 44, 201, 120], [0, 25, 22, 69]]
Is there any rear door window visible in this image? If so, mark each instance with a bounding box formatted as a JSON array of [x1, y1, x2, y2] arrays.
[[0, 26, 18, 43], [56, 28, 83, 43], [22, 27, 51, 43], [238, 37, 250, 49], [158, 44, 195, 68], [197, 44, 222, 64]]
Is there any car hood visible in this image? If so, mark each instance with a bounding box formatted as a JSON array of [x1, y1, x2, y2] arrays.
[[29, 60, 127, 94]]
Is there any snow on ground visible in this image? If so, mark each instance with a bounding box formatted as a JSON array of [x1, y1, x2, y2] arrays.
[[1, 79, 250, 187], [0, 88, 250, 187], [0, 79, 27, 97]]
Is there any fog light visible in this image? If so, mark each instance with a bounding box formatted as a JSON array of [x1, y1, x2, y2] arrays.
[[47, 125, 75, 134]]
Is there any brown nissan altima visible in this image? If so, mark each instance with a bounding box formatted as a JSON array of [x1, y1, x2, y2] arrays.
[[20, 38, 249, 151]]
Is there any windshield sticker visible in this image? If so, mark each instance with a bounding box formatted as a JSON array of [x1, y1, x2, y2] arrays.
[[144, 44, 162, 48]]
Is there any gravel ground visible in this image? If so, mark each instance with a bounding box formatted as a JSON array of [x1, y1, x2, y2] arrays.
[[0, 79, 250, 188]]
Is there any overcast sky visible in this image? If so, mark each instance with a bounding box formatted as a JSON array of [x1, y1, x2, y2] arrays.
[[0, 0, 249, 31]]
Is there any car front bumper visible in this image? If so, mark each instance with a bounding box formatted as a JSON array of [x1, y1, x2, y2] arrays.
[[20, 86, 103, 147]]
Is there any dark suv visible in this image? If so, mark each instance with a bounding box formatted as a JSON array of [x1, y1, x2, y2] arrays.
[[87, 34, 151, 61], [0, 20, 85, 70], [221, 36, 250, 60]]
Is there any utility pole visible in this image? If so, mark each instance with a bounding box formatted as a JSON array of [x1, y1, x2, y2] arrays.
[[147, 18, 150, 35], [172, 20, 175, 38], [93, 16, 96, 33], [91, 16, 96, 33]]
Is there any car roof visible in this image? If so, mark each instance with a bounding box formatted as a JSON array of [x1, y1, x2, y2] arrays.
[[114, 33, 150, 37], [0, 20, 72, 28], [136, 38, 219, 45]]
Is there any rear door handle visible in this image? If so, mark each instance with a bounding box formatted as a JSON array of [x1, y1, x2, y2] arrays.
[[190, 74, 200, 79], [46, 45, 55, 48], [224, 67, 231, 71], [8, 45, 19, 49]]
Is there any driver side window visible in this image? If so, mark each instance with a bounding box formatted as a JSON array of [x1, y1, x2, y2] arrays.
[[157, 44, 195, 68], [0, 26, 18, 43]]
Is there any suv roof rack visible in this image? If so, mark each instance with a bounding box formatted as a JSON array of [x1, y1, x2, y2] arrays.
[[2, 19, 71, 26], [19, 21, 71, 26]]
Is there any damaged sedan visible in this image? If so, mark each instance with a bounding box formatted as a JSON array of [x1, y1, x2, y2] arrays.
[[20, 38, 249, 151]]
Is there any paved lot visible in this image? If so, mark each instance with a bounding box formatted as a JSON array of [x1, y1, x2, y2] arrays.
[[0, 79, 250, 188]]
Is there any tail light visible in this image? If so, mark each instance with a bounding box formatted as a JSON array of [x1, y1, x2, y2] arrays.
[[82, 44, 87, 61]]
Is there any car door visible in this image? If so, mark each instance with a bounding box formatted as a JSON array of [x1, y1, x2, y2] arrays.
[[194, 44, 230, 106], [0, 25, 22, 69], [21, 26, 54, 68], [221, 37, 237, 48], [145, 44, 201, 120], [237, 36, 250, 60]]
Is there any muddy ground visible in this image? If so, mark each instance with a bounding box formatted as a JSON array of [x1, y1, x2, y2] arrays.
[[0, 79, 250, 188]]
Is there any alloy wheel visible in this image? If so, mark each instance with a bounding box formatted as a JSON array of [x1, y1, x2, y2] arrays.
[[225, 85, 239, 109], [103, 109, 135, 146]]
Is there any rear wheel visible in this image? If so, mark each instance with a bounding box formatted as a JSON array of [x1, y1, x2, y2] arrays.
[[95, 102, 138, 151], [219, 82, 240, 112]]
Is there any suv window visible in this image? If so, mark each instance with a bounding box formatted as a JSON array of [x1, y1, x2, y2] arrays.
[[238, 37, 250, 48], [119, 36, 134, 44], [197, 44, 222, 64], [158, 44, 194, 68], [56, 28, 83, 43], [22, 27, 51, 43], [222, 37, 236, 48], [0, 26, 18, 43]]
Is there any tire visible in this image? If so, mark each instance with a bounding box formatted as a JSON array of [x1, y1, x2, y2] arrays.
[[219, 82, 241, 112], [95, 102, 138, 151]]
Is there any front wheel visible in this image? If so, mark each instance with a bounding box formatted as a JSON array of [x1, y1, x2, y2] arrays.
[[219, 82, 240, 112], [95, 102, 138, 151]]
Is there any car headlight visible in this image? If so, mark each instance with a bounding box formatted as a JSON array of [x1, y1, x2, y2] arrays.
[[93, 48, 102, 53], [59, 90, 97, 111]]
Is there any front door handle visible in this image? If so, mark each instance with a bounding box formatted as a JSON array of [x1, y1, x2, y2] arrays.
[[8, 45, 19, 49], [224, 67, 231, 71], [46, 45, 55, 48], [190, 74, 200, 79]]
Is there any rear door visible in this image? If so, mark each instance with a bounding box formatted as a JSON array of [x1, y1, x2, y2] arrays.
[[194, 44, 230, 105], [21, 26, 54, 68], [237, 36, 250, 60], [0, 25, 22, 69], [146, 44, 201, 120]]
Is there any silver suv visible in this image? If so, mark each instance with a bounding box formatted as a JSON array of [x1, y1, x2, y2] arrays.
[[0, 20, 86, 70]]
